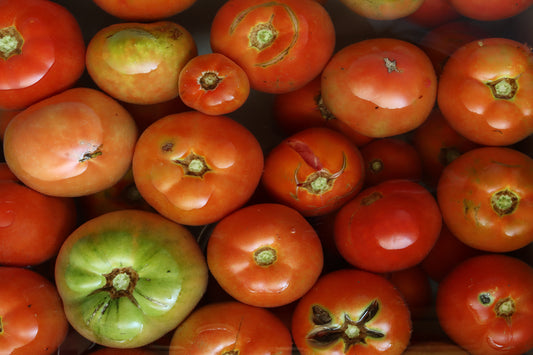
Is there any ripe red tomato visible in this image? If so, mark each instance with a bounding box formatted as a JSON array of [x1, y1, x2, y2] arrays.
[[210, 0, 336, 94], [446, 0, 533, 21], [436, 254, 533, 355], [178, 53, 250, 115], [291, 269, 412, 354], [261, 127, 365, 217], [132, 111, 264, 226], [169, 301, 294, 355], [86, 21, 197, 105], [437, 37, 533, 146], [0, 266, 69, 354], [2, 87, 138, 197], [92, 0, 197, 21], [207, 203, 324, 308], [321, 38, 437, 138], [0, 162, 17, 181], [334, 179, 442, 273], [405, 0, 460, 28], [0, 0, 85, 110], [338, 0, 424, 20], [437, 147, 533, 252]]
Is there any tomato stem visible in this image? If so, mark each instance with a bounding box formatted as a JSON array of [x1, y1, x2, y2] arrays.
[[491, 188, 519, 216], [487, 77, 518, 100], [369, 159, 384, 174], [0, 26, 23, 60], [199, 71, 222, 90]]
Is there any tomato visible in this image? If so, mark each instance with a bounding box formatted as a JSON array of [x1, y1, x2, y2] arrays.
[[0, 162, 17, 181], [92, 0, 197, 21], [436, 254, 533, 355], [291, 269, 412, 355], [334, 179, 442, 273], [0, 0, 85, 110], [3, 87, 138, 197], [405, 0, 460, 28], [132, 111, 264, 226], [0, 266, 69, 355], [321, 38, 437, 138], [436, 147, 533, 252], [338, 0, 424, 20], [207, 203, 323, 308], [446, 0, 533, 21], [0, 109, 22, 141], [86, 21, 197, 105], [88, 348, 157, 355], [0, 180, 76, 266], [169, 301, 294, 355], [178, 53, 250, 115], [437, 37, 533, 146], [359, 138, 423, 187], [120, 96, 189, 133], [54, 209, 208, 348], [261, 127, 365, 217], [210, 0, 336, 94]]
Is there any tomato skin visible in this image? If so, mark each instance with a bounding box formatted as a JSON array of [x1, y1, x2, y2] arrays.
[[210, 0, 336, 94], [338, 0, 424, 20], [207, 203, 323, 308], [0, 266, 69, 355], [447, 0, 533, 21], [88, 348, 157, 355], [436, 254, 533, 355], [291, 269, 412, 355], [321, 38, 437, 138], [405, 0, 460, 28], [437, 38, 533, 146], [403, 341, 469, 354], [92, 0, 197, 21], [0, 0, 85, 110], [169, 301, 293, 355], [334, 179, 442, 273], [436, 147, 533, 252]]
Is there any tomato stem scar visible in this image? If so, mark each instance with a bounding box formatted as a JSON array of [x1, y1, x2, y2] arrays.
[[486, 77, 518, 100], [254, 246, 277, 267], [491, 188, 519, 216], [0, 26, 23, 60]]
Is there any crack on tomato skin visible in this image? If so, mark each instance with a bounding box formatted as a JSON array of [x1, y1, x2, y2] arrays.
[[462, 199, 481, 226], [315, 93, 336, 121], [79, 144, 103, 163]]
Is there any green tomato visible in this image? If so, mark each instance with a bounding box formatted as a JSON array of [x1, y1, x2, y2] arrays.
[[54, 209, 208, 348]]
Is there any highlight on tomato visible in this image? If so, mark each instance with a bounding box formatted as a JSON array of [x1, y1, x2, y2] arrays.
[[92, 0, 197, 21]]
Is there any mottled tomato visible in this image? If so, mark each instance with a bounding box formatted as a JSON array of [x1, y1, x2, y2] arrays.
[[334, 179, 442, 273], [437, 37, 533, 146], [207, 203, 323, 308], [436, 147, 533, 252], [321, 38, 437, 138], [0, 0, 85, 110], [338, 0, 424, 20], [210, 0, 336, 94], [436, 254, 533, 355], [178, 53, 250, 115], [291, 269, 412, 355], [0, 267, 69, 355], [261, 127, 365, 217], [169, 301, 294, 355], [446, 0, 533, 21], [132, 111, 264, 226], [92, 0, 197, 21], [405, 0, 460, 28]]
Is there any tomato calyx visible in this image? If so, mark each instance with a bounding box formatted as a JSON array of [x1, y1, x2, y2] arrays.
[[174, 152, 211, 177], [254, 246, 277, 267], [315, 94, 336, 121], [0, 26, 23, 61], [90, 267, 140, 307], [250, 20, 277, 51], [491, 188, 519, 216], [383, 57, 400, 73], [199, 71, 222, 90], [486, 77, 518, 100], [494, 296, 516, 323]]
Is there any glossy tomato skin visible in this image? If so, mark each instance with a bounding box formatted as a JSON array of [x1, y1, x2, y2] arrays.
[[92, 0, 197, 21], [321, 38, 437, 138], [54, 210, 208, 348], [207, 203, 324, 308], [0, 0, 85, 110], [447, 0, 533, 21], [437, 147, 533, 252], [0, 266, 69, 355], [334, 179, 442, 273], [437, 38, 533, 146], [132, 111, 264, 226], [291, 269, 412, 355], [338, 0, 424, 20], [261, 127, 365, 217], [210, 0, 335, 94], [436, 254, 533, 355], [3, 87, 138, 197], [169, 301, 293, 355]]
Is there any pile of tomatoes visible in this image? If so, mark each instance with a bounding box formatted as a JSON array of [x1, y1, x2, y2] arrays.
[[1, 0, 532, 354]]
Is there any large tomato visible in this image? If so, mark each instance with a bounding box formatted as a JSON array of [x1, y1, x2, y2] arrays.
[[436, 254, 533, 355], [0, 0, 85, 110], [338, 0, 424, 20], [92, 0, 197, 21], [291, 269, 412, 354], [446, 0, 533, 21], [54, 209, 208, 348], [210, 0, 336, 94], [436, 147, 533, 252], [132, 111, 264, 226]]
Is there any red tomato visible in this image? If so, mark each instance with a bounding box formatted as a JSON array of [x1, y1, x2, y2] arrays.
[[120, 96, 189, 133], [92, 0, 197, 21], [0, 266, 69, 354], [437, 38, 533, 146], [261, 127, 365, 217], [447, 0, 533, 21], [178, 53, 250, 115], [132, 111, 264, 226], [436, 147, 533, 252], [436, 254, 533, 355], [291, 269, 412, 355], [169, 301, 294, 355], [0, 109, 22, 140], [334, 179, 442, 273], [3, 87, 138, 197], [210, 0, 336, 94], [0, 162, 17, 181], [338, 0, 424, 20], [405, 0, 461, 28], [321, 38, 437, 138], [0, 0, 85, 110], [207, 203, 324, 308]]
